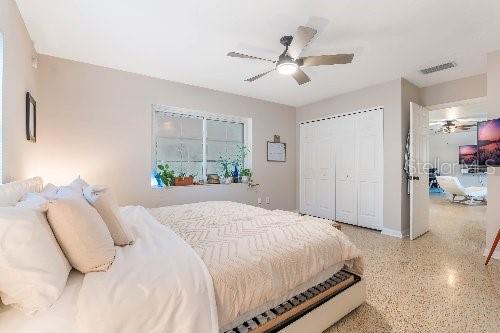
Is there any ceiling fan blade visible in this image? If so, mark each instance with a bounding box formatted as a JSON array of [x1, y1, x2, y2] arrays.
[[288, 26, 317, 59], [299, 54, 354, 67], [292, 68, 311, 85], [227, 52, 276, 63], [245, 69, 275, 82]]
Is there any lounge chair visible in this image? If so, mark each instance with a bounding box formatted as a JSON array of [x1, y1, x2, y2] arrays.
[[436, 176, 487, 204]]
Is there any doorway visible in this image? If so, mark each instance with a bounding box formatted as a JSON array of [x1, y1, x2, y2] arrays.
[[409, 99, 488, 245]]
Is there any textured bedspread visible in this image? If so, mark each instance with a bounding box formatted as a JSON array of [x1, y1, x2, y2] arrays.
[[149, 201, 363, 330]]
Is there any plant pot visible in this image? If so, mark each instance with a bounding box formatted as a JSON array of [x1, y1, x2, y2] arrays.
[[224, 177, 233, 184], [241, 176, 249, 183], [174, 176, 194, 186]]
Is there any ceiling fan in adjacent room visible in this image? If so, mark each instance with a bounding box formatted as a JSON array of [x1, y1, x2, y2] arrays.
[[430, 118, 480, 134], [227, 26, 354, 85]]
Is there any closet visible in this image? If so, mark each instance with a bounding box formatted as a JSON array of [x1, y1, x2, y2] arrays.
[[299, 107, 383, 230]]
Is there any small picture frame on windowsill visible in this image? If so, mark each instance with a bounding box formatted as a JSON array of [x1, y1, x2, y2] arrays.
[[26, 92, 36, 143]]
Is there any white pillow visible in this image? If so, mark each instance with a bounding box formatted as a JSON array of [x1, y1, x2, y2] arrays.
[[0, 207, 71, 315], [41, 183, 58, 200], [16, 193, 49, 212], [69, 177, 89, 193], [15, 183, 61, 212], [53, 177, 91, 201], [0, 177, 44, 207]]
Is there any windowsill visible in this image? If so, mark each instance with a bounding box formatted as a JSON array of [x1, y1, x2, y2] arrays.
[[152, 182, 249, 190]]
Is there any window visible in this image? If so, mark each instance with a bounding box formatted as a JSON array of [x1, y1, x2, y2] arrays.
[[206, 119, 244, 175], [155, 112, 204, 179], [152, 105, 251, 186]]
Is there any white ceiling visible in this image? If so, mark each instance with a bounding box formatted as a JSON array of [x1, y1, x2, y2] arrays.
[[429, 101, 486, 133], [16, 0, 500, 107], [429, 102, 487, 123]]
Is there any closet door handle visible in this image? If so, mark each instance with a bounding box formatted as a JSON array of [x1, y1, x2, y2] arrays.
[[409, 176, 420, 180]]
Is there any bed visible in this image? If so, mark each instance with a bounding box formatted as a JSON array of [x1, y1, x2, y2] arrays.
[[0, 180, 364, 333], [149, 201, 364, 333]]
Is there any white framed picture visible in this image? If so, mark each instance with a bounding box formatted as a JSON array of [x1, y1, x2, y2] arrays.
[[267, 142, 286, 162]]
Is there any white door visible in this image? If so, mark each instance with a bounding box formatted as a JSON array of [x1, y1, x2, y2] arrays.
[[335, 115, 357, 225], [410, 102, 430, 240], [315, 120, 335, 219], [300, 123, 316, 216], [356, 109, 384, 229]]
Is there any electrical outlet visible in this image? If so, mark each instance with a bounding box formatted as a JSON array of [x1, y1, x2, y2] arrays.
[[257, 197, 262, 204], [265, 197, 270, 204]]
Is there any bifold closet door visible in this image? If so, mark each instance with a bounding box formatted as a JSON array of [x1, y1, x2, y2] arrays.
[[299, 121, 335, 219], [300, 122, 316, 216], [315, 120, 335, 219], [335, 115, 358, 225], [356, 110, 383, 229]]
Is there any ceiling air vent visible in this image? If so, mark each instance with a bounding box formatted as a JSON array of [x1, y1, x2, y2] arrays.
[[420, 62, 457, 75]]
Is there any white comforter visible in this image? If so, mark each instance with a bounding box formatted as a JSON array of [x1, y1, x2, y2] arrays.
[[149, 201, 363, 330], [75, 206, 219, 333]]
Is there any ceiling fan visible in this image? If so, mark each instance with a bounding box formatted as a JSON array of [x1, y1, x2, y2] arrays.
[[227, 26, 354, 85], [430, 119, 478, 134]]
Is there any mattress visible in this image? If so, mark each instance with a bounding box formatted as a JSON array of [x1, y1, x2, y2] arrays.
[[149, 201, 363, 331], [0, 271, 82, 333]]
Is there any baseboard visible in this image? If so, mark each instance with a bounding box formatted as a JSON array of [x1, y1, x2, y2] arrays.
[[381, 228, 404, 238], [483, 248, 500, 261]]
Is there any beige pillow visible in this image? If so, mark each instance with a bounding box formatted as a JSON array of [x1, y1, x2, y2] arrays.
[[46, 194, 115, 273], [84, 186, 133, 246]]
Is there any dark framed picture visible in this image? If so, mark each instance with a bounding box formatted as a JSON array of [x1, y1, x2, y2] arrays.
[[26, 92, 36, 142], [267, 141, 286, 162]]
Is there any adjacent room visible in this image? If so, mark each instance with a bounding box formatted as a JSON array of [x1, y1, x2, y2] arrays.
[[1, 1, 499, 332]]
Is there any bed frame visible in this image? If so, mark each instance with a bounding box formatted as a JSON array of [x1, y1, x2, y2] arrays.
[[225, 270, 365, 333]]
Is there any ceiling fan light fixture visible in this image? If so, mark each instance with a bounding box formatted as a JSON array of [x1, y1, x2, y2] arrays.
[[276, 61, 298, 75]]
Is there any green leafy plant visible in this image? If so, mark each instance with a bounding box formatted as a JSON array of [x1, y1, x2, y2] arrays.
[[235, 145, 250, 170], [240, 168, 251, 177], [157, 163, 175, 186], [218, 156, 232, 178]]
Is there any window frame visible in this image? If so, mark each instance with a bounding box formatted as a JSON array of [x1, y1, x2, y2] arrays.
[[152, 104, 252, 183]]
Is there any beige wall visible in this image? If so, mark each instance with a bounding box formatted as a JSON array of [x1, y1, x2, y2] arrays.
[[486, 51, 500, 260], [0, 0, 38, 183], [296, 79, 407, 235], [30, 55, 296, 209], [420, 74, 486, 107]]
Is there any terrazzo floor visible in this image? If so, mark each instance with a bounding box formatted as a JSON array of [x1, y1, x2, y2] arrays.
[[324, 195, 500, 333]]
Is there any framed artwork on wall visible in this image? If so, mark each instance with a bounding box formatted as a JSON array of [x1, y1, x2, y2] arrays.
[[267, 141, 286, 162], [478, 118, 500, 166], [26, 92, 36, 142]]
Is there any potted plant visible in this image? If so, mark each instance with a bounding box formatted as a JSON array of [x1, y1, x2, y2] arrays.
[[240, 168, 252, 183], [174, 171, 194, 186], [235, 145, 251, 182], [218, 156, 233, 184], [157, 163, 175, 187]]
